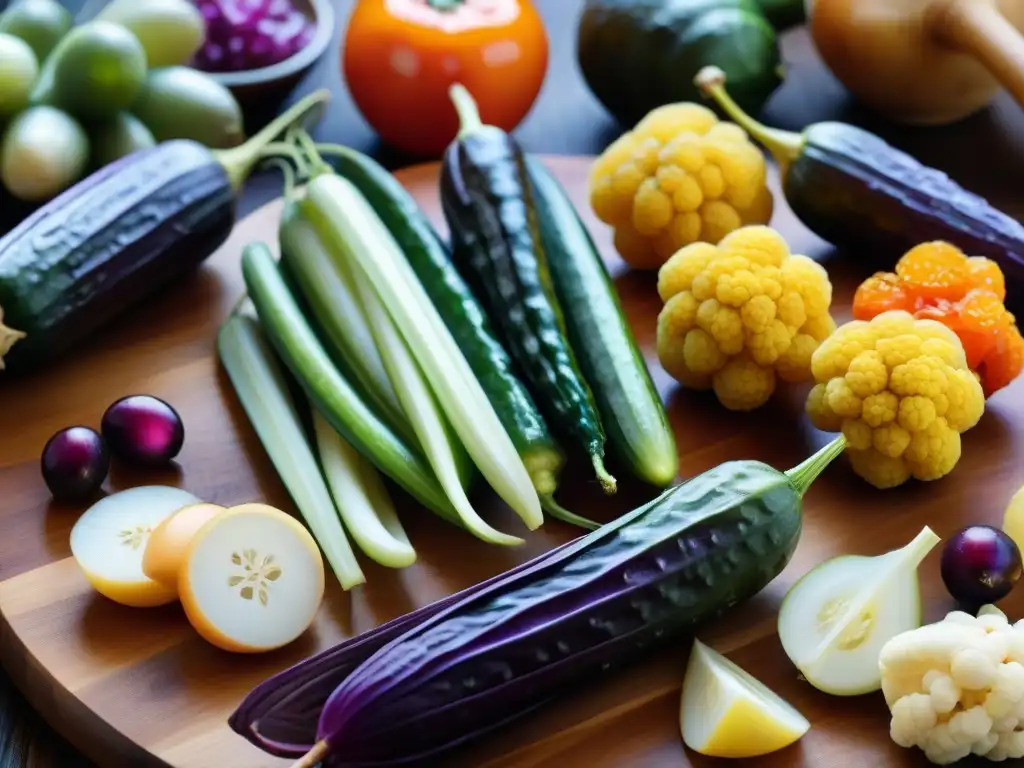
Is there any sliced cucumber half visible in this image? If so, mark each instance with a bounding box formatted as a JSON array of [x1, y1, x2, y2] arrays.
[[777, 526, 941, 696]]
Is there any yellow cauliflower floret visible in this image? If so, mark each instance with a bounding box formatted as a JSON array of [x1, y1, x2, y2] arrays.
[[656, 226, 835, 411], [588, 103, 773, 271], [805, 310, 985, 489]]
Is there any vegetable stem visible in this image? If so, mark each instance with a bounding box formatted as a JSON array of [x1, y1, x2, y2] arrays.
[[541, 496, 600, 531], [288, 740, 329, 768], [785, 435, 847, 497], [449, 83, 484, 138], [592, 454, 617, 495], [262, 157, 297, 199], [693, 66, 803, 171], [215, 88, 330, 193]]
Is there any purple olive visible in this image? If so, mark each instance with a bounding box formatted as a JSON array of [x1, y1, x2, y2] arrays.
[[101, 395, 184, 466], [41, 427, 109, 502], [940, 525, 1023, 606]]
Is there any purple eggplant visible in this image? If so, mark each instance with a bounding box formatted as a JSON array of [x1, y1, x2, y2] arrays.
[[230, 537, 580, 756], [237, 437, 846, 766], [697, 68, 1024, 315], [0, 89, 330, 374]]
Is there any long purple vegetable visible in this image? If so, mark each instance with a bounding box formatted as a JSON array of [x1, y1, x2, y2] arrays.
[[243, 438, 845, 767], [229, 536, 581, 756]]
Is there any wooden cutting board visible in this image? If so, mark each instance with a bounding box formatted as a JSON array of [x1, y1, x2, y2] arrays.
[[0, 156, 1021, 768]]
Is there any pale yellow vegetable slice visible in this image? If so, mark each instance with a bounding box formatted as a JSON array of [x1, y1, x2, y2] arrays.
[[178, 503, 324, 654], [681, 638, 810, 758], [70, 485, 201, 607]]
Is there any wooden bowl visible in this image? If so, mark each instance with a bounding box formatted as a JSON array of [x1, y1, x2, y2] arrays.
[[204, 0, 335, 106]]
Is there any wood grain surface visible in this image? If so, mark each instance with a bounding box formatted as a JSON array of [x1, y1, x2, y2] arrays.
[[1, 156, 1022, 768]]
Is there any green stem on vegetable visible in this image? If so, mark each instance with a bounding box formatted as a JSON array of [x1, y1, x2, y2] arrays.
[[785, 436, 847, 497], [284, 127, 315, 183], [257, 142, 306, 176], [261, 157, 298, 200], [541, 496, 600, 531], [291, 128, 333, 178], [693, 66, 804, 172], [215, 88, 330, 193], [449, 83, 484, 138]]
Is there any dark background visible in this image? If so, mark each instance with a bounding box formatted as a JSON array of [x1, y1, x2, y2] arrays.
[[5, 0, 1024, 223]]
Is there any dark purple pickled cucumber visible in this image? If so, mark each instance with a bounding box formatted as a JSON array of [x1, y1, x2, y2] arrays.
[[41, 426, 109, 502], [941, 525, 1022, 607], [101, 395, 184, 466]]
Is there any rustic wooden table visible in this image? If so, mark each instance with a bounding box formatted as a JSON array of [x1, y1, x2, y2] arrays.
[[3, 2, 1024, 766]]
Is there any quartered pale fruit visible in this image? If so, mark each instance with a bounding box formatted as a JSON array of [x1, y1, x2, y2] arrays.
[[777, 526, 941, 695], [681, 638, 810, 758], [178, 503, 324, 653], [69, 485, 201, 607]]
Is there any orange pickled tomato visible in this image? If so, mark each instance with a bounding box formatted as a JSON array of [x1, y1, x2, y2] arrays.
[[966, 256, 1006, 300], [979, 325, 1024, 397], [895, 241, 971, 301], [852, 272, 909, 320]]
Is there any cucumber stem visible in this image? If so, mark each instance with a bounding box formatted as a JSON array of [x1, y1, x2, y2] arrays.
[[540, 496, 600, 531], [450, 83, 484, 138], [591, 453, 617, 495], [288, 739, 329, 767], [693, 66, 804, 171], [785, 435, 847, 497], [291, 128, 333, 177], [215, 88, 330, 193], [262, 157, 297, 200]]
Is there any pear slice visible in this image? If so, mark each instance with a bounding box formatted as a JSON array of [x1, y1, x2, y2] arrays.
[[777, 526, 941, 696], [681, 638, 810, 758]]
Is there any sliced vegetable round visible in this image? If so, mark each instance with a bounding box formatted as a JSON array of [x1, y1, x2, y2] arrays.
[[142, 501, 225, 589], [101, 394, 185, 466], [941, 525, 1023, 607], [40, 426, 109, 502], [178, 503, 325, 653], [69, 485, 201, 607]]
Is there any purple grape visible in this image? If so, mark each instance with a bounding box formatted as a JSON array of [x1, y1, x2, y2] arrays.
[[100, 395, 185, 467], [41, 427, 109, 502], [941, 525, 1023, 606]]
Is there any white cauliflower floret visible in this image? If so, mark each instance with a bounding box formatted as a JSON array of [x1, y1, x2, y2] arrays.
[[879, 605, 1024, 764]]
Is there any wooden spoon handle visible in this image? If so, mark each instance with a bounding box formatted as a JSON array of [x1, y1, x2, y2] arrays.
[[927, 0, 1024, 109]]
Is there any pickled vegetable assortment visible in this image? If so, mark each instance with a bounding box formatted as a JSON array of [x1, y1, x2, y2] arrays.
[[806, 310, 985, 489], [656, 225, 835, 411], [853, 242, 1024, 397], [588, 103, 773, 270]]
